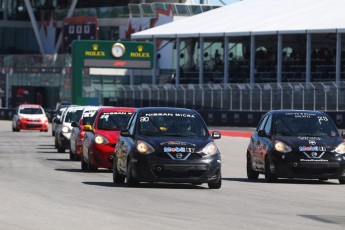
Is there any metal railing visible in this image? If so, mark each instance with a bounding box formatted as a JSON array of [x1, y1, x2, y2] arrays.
[[107, 82, 345, 112]]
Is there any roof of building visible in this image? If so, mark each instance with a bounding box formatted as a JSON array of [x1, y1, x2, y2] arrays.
[[131, 0, 345, 39]]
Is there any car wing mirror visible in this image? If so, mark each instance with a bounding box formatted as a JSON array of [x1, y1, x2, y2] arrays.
[[341, 131, 345, 139], [258, 130, 268, 137], [71, 121, 79, 128], [84, 124, 93, 132], [120, 129, 132, 137], [212, 131, 221, 139]]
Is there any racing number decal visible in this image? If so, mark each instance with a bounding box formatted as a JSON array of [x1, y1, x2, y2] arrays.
[[140, 117, 149, 122], [318, 116, 328, 124], [100, 114, 109, 119]]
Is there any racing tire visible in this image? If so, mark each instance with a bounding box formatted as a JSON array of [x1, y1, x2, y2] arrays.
[[126, 160, 139, 187], [264, 157, 278, 183], [57, 147, 65, 153], [339, 178, 345, 184], [247, 154, 259, 180], [69, 145, 76, 161], [208, 172, 222, 189], [113, 159, 125, 184], [54, 136, 58, 149], [87, 152, 97, 172], [81, 156, 87, 171]]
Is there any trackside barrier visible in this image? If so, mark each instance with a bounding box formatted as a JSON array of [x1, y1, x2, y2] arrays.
[[1, 108, 344, 128]]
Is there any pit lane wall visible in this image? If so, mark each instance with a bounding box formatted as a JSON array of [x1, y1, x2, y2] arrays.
[[2, 108, 345, 129]]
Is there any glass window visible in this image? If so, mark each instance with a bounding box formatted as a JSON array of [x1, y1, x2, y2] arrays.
[[97, 112, 133, 131]]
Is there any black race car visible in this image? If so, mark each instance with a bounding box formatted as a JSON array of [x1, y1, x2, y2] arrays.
[[246, 110, 345, 183], [112, 107, 222, 189]]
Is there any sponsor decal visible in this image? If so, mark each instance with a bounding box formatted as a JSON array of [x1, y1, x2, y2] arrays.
[[300, 159, 328, 162], [100, 112, 132, 119], [143, 113, 195, 118], [298, 137, 321, 140], [163, 147, 195, 153], [285, 112, 317, 118], [160, 141, 196, 146], [299, 146, 326, 152]]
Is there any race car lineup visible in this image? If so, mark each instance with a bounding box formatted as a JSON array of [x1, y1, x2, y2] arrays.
[[11, 104, 345, 187]]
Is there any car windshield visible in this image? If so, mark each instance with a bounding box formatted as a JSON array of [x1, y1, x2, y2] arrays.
[[273, 112, 339, 137], [20, 108, 43, 115], [138, 112, 208, 137], [97, 112, 133, 131], [64, 110, 83, 123]]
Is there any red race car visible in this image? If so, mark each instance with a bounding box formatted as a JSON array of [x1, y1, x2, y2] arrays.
[[81, 106, 136, 171], [12, 104, 49, 132]]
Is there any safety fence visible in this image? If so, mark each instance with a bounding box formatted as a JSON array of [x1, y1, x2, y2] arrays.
[[110, 81, 345, 112]]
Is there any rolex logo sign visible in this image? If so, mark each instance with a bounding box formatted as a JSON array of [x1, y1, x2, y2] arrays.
[[85, 43, 105, 57], [130, 45, 150, 58]]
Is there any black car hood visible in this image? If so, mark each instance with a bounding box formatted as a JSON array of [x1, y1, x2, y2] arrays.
[[274, 135, 343, 151], [139, 135, 212, 152]]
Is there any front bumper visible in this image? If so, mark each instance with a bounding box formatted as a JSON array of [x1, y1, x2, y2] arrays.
[[131, 153, 221, 184], [18, 120, 48, 131], [270, 152, 345, 179], [91, 144, 115, 169]]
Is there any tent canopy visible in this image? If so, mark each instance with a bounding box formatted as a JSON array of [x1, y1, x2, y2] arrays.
[[131, 0, 345, 39]]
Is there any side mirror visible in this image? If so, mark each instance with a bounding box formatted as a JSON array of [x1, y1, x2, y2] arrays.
[[212, 131, 221, 139], [71, 121, 79, 128], [84, 124, 93, 132], [120, 129, 132, 137], [258, 130, 268, 137], [341, 131, 345, 139]]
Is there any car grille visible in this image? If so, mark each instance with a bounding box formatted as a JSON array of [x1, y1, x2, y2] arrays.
[[26, 124, 43, 128], [291, 162, 340, 174], [157, 152, 202, 160]]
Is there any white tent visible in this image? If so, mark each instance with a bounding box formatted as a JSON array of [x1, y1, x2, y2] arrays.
[[132, 0, 345, 39], [131, 0, 345, 85]]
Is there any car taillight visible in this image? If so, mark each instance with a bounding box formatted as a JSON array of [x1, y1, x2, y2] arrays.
[[79, 131, 85, 139]]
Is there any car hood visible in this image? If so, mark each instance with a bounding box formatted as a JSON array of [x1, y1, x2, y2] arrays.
[[274, 135, 344, 151], [139, 135, 212, 152], [19, 114, 46, 119]]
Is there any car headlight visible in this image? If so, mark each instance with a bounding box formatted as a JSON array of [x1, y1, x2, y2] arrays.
[[202, 142, 218, 155], [95, 134, 109, 145], [274, 140, 292, 153], [136, 140, 155, 154], [334, 142, 345, 154], [62, 126, 71, 133]]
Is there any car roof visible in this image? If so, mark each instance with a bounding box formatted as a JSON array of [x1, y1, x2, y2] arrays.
[[97, 106, 136, 113], [136, 107, 195, 114], [19, 104, 42, 108]]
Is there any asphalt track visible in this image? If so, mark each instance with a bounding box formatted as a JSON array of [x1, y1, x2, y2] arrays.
[[0, 121, 344, 230]]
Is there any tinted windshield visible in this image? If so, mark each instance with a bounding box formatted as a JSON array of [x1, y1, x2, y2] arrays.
[[273, 112, 339, 137], [97, 112, 133, 131], [138, 112, 208, 137], [20, 108, 43, 114], [65, 110, 83, 123]]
